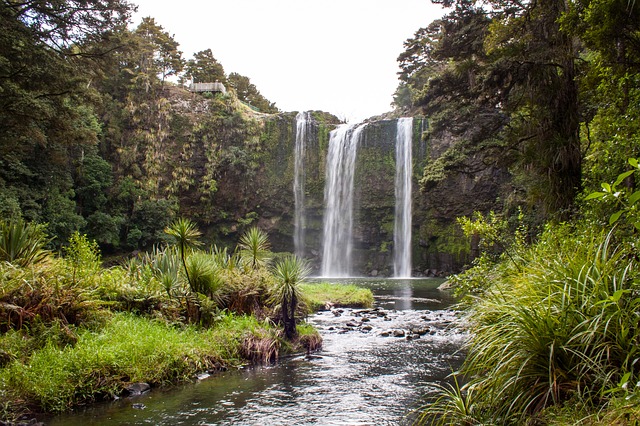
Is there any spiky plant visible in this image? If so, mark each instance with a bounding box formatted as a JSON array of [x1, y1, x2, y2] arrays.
[[444, 228, 640, 423], [185, 252, 224, 302], [164, 218, 202, 291], [144, 246, 181, 297], [270, 255, 310, 340], [0, 220, 50, 267], [238, 227, 271, 270]]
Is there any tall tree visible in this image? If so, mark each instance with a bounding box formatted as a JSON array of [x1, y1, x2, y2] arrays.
[[400, 0, 583, 218], [184, 48, 226, 84], [134, 17, 184, 85], [0, 0, 133, 241]]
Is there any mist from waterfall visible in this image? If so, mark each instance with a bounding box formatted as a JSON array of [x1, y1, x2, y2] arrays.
[[294, 111, 312, 258], [393, 117, 413, 278], [321, 123, 366, 277]]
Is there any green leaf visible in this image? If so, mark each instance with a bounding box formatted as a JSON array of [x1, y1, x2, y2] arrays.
[[609, 210, 623, 225], [614, 170, 635, 187], [629, 191, 640, 205], [629, 158, 639, 168], [601, 182, 612, 192], [611, 289, 626, 303], [634, 222, 640, 231], [619, 372, 632, 388], [584, 191, 607, 200]]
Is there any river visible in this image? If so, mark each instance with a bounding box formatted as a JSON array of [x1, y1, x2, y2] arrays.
[[47, 278, 466, 426]]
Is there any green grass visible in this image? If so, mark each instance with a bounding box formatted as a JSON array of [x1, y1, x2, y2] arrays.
[[300, 282, 374, 311], [0, 312, 280, 414], [417, 226, 640, 425]]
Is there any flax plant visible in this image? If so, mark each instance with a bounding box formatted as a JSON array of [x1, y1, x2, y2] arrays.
[[419, 227, 640, 424]]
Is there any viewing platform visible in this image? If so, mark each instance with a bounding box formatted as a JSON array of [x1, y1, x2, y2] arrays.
[[189, 82, 227, 94]]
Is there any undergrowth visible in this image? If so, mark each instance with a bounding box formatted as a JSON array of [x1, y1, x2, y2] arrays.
[[417, 225, 640, 425]]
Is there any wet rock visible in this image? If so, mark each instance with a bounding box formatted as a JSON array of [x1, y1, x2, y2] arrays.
[[361, 325, 373, 331], [124, 382, 150, 396], [305, 354, 323, 360], [346, 321, 358, 328], [360, 317, 370, 322], [380, 331, 391, 337], [392, 329, 405, 337], [331, 309, 342, 317], [197, 373, 211, 380], [412, 328, 430, 335], [132, 403, 146, 410]]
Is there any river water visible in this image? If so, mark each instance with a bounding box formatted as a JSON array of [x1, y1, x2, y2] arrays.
[[48, 278, 466, 426]]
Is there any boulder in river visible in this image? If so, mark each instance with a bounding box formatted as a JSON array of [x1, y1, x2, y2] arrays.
[[124, 382, 150, 396], [392, 329, 406, 337]]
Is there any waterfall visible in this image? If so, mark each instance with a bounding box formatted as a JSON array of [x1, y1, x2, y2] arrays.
[[321, 123, 366, 277], [294, 111, 312, 258], [393, 117, 413, 278]]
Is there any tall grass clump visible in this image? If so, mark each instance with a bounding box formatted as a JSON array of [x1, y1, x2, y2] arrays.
[[0, 220, 50, 267], [418, 226, 640, 424]]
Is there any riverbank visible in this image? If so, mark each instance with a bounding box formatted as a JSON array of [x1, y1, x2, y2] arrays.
[[40, 278, 464, 425], [0, 283, 373, 423], [0, 221, 378, 424]]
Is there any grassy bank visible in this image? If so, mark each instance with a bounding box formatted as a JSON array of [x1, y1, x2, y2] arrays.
[[0, 221, 329, 422], [300, 282, 374, 311], [417, 223, 640, 425]]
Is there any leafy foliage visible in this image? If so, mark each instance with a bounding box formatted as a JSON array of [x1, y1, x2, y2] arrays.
[[0, 220, 50, 267], [237, 227, 272, 270], [270, 255, 311, 340], [424, 226, 640, 424]]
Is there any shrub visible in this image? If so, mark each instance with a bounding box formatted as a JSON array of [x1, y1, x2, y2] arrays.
[[421, 227, 640, 424]]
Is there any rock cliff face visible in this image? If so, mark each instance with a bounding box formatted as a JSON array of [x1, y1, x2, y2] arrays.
[[155, 88, 507, 276], [251, 114, 506, 276]]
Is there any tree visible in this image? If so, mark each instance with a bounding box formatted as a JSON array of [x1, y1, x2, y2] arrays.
[[134, 17, 184, 84], [228, 72, 279, 113], [0, 0, 133, 244], [270, 255, 310, 340], [400, 0, 583, 219], [164, 217, 203, 292], [184, 49, 226, 84]]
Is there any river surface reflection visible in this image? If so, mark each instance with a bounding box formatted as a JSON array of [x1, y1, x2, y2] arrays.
[[47, 278, 466, 426]]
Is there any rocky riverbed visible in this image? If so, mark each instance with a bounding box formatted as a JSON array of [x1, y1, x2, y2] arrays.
[[313, 305, 464, 344]]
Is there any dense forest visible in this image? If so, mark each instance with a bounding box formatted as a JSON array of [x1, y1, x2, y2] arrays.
[[1, 0, 279, 254], [2, 0, 640, 424], [395, 0, 640, 423]]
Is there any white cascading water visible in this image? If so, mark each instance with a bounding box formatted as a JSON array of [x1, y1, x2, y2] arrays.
[[393, 117, 413, 278], [321, 122, 366, 277], [294, 111, 312, 258]]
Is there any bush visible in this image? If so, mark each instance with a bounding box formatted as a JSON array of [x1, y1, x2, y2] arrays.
[[419, 226, 640, 424]]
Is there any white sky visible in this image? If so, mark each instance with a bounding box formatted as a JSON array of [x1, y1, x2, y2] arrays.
[[131, 0, 445, 123]]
